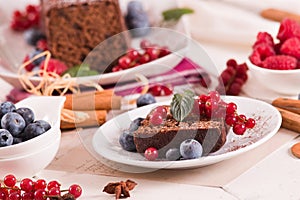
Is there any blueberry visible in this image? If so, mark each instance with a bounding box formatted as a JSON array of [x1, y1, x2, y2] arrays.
[[0, 129, 13, 147], [136, 93, 156, 107], [16, 107, 35, 126], [35, 120, 51, 131], [180, 139, 203, 159], [129, 117, 144, 132], [13, 137, 23, 145], [1, 112, 26, 137], [22, 122, 46, 141], [166, 148, 181, 161], [24, 28, 46, 46], [127, 1, 144, 13], [0, 101, 16, 119], [119, 130, 136, 152], [125, 1, 149, 37], [29, 49, 46, 66]]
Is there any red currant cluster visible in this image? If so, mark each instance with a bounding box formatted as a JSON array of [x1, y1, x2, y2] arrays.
[[192, 91, 255, 135], [10, 5, 40, 31], [148, 84, 173, 96], [111, 40, 171, 72], [0, 174, 82, 200], [215, 59, 248, 95]]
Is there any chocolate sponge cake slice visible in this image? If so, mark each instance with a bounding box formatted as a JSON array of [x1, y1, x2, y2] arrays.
[[133, 106, 227, 156], [41, 0, 128, 72]]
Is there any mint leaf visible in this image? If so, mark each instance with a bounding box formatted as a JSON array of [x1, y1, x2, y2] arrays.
[[63, 64, 99, 77], [162, 8, 194, 21], [170, 90, 195, 121]]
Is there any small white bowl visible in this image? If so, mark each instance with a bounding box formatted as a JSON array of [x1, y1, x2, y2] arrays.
[[247, 60, 300, 95], [0, 96, 65, 176], [0, 135, 60, 178]]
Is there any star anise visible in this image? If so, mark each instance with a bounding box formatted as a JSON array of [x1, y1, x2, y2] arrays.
[[102, 179, 137, 199]]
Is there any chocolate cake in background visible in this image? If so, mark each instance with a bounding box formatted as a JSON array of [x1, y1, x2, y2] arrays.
[[40, 0, 129, 73]]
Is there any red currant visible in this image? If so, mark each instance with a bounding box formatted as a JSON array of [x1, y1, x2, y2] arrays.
[[8, 192, 21, 200], [158, 46, 170, 57], [34, 179, 47, 190], [233, 123, 247, 135], [208, 91, 221, 102], [149, 85, 162, 96], [21, 192, 34, 200], [127, 48, 140, 60], [144, 147, 158, 161], [237, 114, 247, 123], [146, 47, 160, 60], [4, 174, 17, 187], [245, 118, 256, 128], [153, 106, 168, 118], [112, 65, 123, 72], [8, 186, 21, 195], [118, 56, 131, 69], [226, 102, 237, 115], [225, 114, 237, 126], [140, 39, 151, 49], [149, 112, 164, 126], [161, 85, 173, 96], [205, 98, 218, 113], [139, 53, 150, 64], [48, 187, 61, 196], [34, 189, 47, 200], [47, 180, 61, 191], [199, 94, 209, 103], [68, 184, 83, 198], [226, 59, 238, 67], [20, 178, 34, 192]]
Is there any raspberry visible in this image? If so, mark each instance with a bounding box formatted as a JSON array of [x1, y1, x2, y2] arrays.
[[249, 44, 275, 66], [39, 59, 68, 75], [262, 55, 297, 70], [280, 37, 300, 59], [277, 18, 300, 42], [252, 32, 274, 48]]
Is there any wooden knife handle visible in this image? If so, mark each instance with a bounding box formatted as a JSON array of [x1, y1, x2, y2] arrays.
[[275, 106, 300, 133], [272, 98, 300, 115], [260, 8, 300, 23]]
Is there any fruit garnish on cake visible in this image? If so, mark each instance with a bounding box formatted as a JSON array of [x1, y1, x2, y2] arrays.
[[119, 90, 256, 161]]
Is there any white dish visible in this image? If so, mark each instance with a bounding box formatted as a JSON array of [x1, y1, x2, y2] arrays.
[[92, 96, 282, 170], [246, 60, 300, 96], [0, 0, 190, 88], [0, 95, 65, 177], [242, 72, 298, 102], [0, 96, 65, 159]]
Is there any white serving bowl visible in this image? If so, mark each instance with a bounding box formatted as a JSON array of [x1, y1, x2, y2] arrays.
[[0, 134, 61, 178], [247, 60, 300, 95], [0, 96, 65, 177]]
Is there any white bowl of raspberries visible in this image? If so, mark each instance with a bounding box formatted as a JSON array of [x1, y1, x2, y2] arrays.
[[0, 96, 65, 178], [248, 18, 300, 95]]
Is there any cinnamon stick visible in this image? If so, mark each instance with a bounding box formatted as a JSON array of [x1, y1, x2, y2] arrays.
[[260, 8, 300, 23], [275, 106, 300, 133], [272, 98, 300, 115], [60, 109, 107, 129], [64, 89, 122, 110]]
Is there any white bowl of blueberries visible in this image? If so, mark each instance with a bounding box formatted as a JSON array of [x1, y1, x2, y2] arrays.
[[0, 96, 65, 177]]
